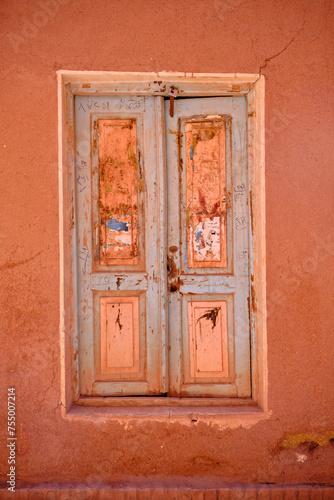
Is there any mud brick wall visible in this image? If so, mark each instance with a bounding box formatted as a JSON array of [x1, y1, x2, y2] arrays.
[[0, 0, 333, 489]]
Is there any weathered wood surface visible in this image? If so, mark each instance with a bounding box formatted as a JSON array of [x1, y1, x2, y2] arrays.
[[188, 300, 228, 378], [166, 97, 251, 397], [75, 95, 167, 396], [100, 296, 139, 374], [185, 118, 227, 268], [98, 119, 139, 266]]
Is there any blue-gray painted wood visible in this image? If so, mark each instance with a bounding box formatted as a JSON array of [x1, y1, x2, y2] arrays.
[[75, 95, 167, 396], [165, 97, 251, 398]]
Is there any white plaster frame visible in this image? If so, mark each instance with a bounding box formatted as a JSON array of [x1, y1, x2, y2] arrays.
[[58, 71, 268, 426]]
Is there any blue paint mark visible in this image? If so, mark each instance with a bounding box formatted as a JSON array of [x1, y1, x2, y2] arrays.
[[107, 219, 129, 232], [190, 146, 194, 160], [195, 230, 203, 242], [184, 249, 190, 274]]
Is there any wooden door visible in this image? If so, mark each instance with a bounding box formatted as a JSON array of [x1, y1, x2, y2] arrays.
[[165, 97, 251, 397], [75, 95, 167, 396], [75, 93, 251, 398]]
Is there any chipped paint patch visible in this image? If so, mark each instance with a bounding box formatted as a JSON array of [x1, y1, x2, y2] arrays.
[[296, 453, 307, 462], [114, 234, 132, 246], [98, 119, 139, 265], [193, 217, 221, 261], [106, 219, 130, 232], [185, 117, 227, 268], [105, 218, 133, 249]]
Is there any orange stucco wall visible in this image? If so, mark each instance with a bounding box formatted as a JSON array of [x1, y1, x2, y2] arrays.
[[1, 0, 333, 489]]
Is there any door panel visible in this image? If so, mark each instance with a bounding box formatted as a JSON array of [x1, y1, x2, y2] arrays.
[[165, 97, 251, 397], [97, 119, 141, 267], [75, 95, 167, 396], [186, 299, 230, 379], [95, 292, 146, 382], [184, 117, 227, 269]]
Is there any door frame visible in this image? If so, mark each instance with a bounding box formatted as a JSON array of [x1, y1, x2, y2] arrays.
[[58, 71, 267, 417]]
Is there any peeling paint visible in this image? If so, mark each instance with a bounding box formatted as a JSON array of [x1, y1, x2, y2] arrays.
[[106, 219, 130, 232], [98, 119, 139, 265], [185, 117, 227, 268], [193, 217, 221, 261]]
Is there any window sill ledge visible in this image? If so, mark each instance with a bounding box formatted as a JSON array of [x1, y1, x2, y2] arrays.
[[64, 398, 271, 427]]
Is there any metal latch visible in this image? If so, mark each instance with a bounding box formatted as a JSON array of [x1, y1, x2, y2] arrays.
[[168, 86, 179, 118]]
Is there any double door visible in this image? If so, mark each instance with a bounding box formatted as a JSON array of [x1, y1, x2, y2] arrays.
[[75, 94, 250, 398]]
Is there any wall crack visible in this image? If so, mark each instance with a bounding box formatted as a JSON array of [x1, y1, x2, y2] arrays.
[[258, 19, 306, 75], [54, 401, 67, 411], [0, 251, 42, 271]]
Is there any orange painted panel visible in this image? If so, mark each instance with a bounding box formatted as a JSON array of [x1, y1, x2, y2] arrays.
[[98, 119, 139, 266], [188, 301, 228, 378], [185, 118, 227, 268], [100, 297, 139, 375]]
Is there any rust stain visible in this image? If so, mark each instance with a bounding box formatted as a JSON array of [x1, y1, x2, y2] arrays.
[[168, 277, 184, 293], [153, 81, 166, 92], [167, 255, 178, 291], [169, 245, 178, 253], [93, 120, 98, 154], [167, 255, 178, 279], [82, 84, 91, 88], [116, 277, 123, 290], [170, 126, 184, 173], [138, 149, 144, 192], [250, 274, 256, 312], [178, 143, 183, 173], [167, 254, 183, 293], [168, 86, 179, 117], [83, 229, 87, 247], [121, 122, 134, 130]]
